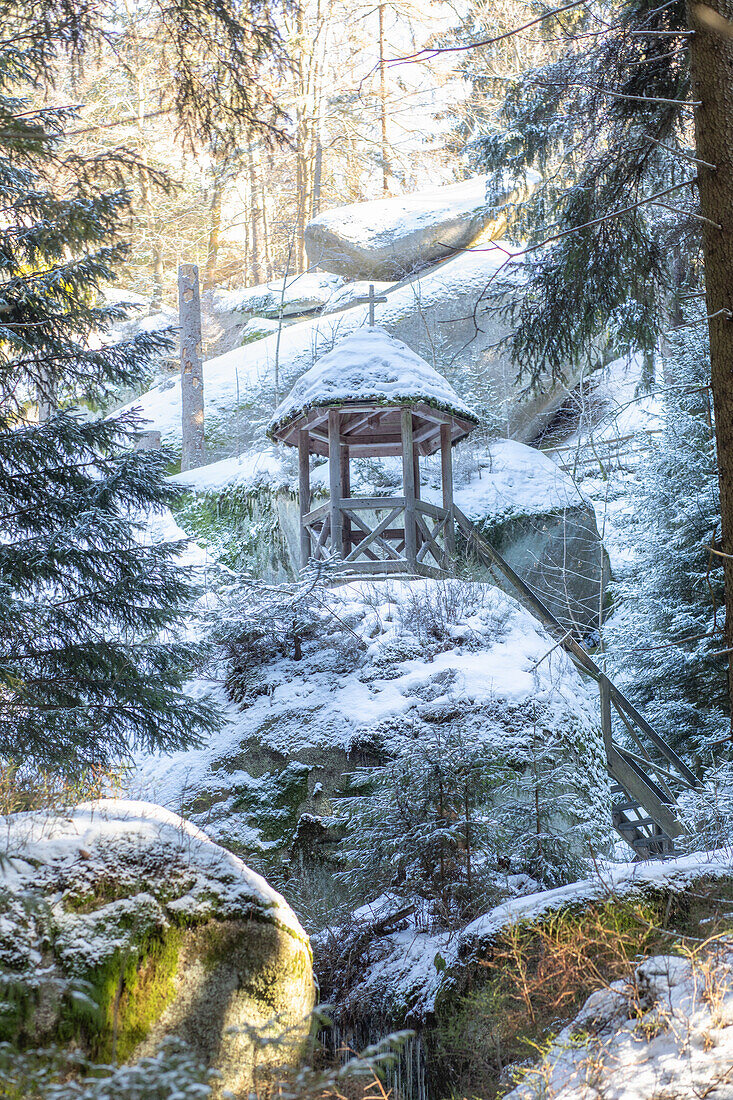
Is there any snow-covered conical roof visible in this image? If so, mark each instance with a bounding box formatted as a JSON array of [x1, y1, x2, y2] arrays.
[[268, 326, 479, 442]]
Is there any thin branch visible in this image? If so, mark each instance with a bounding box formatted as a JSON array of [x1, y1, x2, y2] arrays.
[[642, 133, 716, 169], [531, 78, 700, 107], [383, 0, 591, 67], [650, 201, 721, 227]]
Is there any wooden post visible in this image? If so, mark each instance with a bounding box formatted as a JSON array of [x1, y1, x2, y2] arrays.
[[340, 442, 351, 555], [599, 673, 613, 756], [401, 407, 417, 570], [328, 409, 343, 558], [441, 424, 455, 560], [298, 429, 311, 570], [179, 263, 205, 471]]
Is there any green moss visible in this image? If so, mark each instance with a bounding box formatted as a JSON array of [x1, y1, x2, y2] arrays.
[[173, 484, 292, 574], [59, 927, 184, 1063], [429, 880, 733, 1099]]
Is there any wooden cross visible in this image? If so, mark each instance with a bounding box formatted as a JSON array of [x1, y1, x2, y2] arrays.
[[352, 283, 389, 326]]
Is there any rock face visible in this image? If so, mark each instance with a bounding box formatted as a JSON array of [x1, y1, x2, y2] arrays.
[[0, 800, 314, 1097], [449, 440, 611, 634], [214, 273, 343, 320], [304, 177, 491, 279], [133, 579, 611, 879], [129, 247, 582, 453]]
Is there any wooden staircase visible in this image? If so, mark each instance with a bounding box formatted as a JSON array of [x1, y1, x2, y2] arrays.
[[453, 507, 699, 857]]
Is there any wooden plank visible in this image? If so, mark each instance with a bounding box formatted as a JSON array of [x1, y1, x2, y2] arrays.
[[416, 499, 450, 522], [342, 507, 401, 560], [401, 409, 417, 569], [344, 505, 403, 563], [599, 674, 613, 755], [314, 514, 330, 557], [609, 689, 698, 785], [303, 501, 330, 525], [298, 429, 311, 570], [606, 745, 684, 838], [328, 409, 343, 558], [415, 512, 442, 565], [441, 423, 455, 561], [343, 495, 406, 510]]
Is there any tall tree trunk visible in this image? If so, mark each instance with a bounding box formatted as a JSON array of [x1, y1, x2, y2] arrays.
[[203, 175, 223, 291], [247, 143, 262, 284], [378, 1, 391, 195], [135, 76, 164, 310], [688, 0, 733, 729], [261, 178, 272, 279]]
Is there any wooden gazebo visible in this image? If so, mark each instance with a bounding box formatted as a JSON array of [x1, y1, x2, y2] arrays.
[[268, 327, 479, 574]]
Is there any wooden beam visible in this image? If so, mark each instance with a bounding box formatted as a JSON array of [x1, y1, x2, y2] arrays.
[[298, 429, 311, 570], [341, 441, 351, 556], [401, 408, 417, 569], [343, 505, 403, 562], [440, 424, 455, 561], [328, 409, 343, 558]]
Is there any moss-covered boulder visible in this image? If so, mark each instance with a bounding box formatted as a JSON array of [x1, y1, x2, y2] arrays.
[[0, 799, 315, 1097]]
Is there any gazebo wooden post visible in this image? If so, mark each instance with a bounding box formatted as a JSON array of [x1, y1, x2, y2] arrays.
[[413, 443, 421, 553], [340, 441, 351, 556], [328, 409, 343, 558], [298, 428, 311, 569], [401, 408, 417, 569], [440, 423, 455, 561]]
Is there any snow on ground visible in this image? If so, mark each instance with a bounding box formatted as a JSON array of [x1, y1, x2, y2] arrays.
[[117, 246, 512, 445], [129, 577, 605, 850], [268, 326, 478, 433], [326, 848, 733, 1025], [505, 949, 733, 1099], [214, 272, 343, 318]]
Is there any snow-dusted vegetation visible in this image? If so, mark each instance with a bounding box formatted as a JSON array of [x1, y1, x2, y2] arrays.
[[4, 0, 733, 1096]]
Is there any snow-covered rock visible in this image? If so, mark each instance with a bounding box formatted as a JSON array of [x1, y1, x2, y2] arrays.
[[454, 439, 610, 633], [131, 580, 611, 875], [0, 800, 314, 1094], [304, 177, 492, 279], [214, 272, 344, 319], [505, 949, 733, 1100], [123, 245, 580, 453]]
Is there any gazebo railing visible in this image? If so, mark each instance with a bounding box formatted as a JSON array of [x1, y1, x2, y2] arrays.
[[302, 497, 452, 571]]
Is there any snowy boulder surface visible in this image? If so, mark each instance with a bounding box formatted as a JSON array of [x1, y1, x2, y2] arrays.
[[0, 799, 314, 1096], [126, 246, 579, 453], [132, 579, 611, 872], [505, 951, 733, 1100], [304, 176, 491, 279], [449, 439, 611, 632], [214, 272, 343, 320]]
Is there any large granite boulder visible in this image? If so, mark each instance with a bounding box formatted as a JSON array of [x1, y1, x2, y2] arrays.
[[132, 579, 611, 880], [304, 176, 492, 279], [447, 439, 611, 635], [0, 799, 315, 1097], [214, 272, 343, 320]]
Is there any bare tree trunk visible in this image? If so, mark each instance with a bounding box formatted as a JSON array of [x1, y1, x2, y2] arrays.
[[135, 76, 164, 310], [688, 0, 733, 729], [378, 1, 391, 195], [203, 175, 223, 291], [261, 178, 272, 279], [247, 143, 262, 284]]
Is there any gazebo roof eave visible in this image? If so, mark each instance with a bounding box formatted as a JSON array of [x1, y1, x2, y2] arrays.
[[268, 397, 479, 453]]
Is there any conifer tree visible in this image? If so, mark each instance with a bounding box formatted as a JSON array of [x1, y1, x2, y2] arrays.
[[0, 0, 284, 773], [607, 326, 727, 768]]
